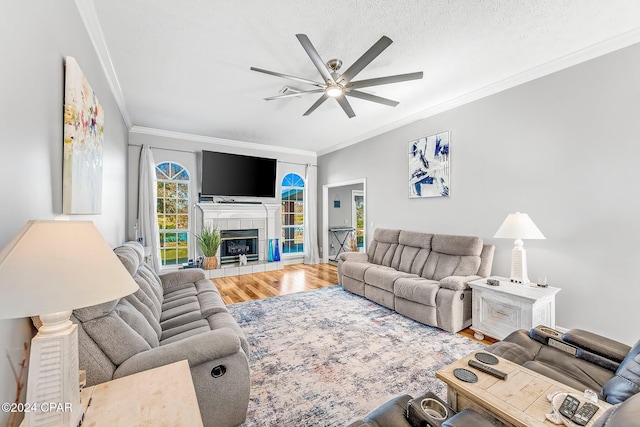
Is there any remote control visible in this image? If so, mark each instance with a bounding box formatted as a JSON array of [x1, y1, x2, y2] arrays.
[[558, 395, 580, 418], [467, 359, 508, 380], [570, 402, 599, 426]]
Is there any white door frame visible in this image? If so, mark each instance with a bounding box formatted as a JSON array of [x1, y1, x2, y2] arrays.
[[322, 178, 366, 263], [351, 190, 365, 252]]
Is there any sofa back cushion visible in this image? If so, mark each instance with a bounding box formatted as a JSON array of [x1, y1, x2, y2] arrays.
[[421, 235, 483, 280], [601, 339, 640, 404], [368, 229, 401, 267], [114, 242, 163, 339], [391, 231, 432, 275]]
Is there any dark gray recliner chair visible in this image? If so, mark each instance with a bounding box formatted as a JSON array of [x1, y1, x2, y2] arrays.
[[486, 327, 640, 405], [346, 394, 500, 427]]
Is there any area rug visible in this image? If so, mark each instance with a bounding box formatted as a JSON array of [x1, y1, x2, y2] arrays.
[[227, 286, 484, 426]]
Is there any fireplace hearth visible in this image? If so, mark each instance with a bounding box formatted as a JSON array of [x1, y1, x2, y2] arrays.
[[220, 229, 259, 265]]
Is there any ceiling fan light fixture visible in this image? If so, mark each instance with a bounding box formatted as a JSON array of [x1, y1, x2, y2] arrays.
[[325, 85, 344, 98]]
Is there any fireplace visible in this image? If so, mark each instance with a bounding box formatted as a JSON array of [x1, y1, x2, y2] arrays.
[[220, 229, 259, 265]]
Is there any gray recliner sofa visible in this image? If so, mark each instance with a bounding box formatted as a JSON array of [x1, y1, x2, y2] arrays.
[[72, 241, 249, 427], [338, 228, 494, 333]]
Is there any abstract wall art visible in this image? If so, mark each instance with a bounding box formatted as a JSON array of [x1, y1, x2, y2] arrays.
[[408, 131, 450, 198], [63, 56, 104, 214]]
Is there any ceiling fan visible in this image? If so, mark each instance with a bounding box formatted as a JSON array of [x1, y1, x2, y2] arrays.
[[251, 34, 423, 118]]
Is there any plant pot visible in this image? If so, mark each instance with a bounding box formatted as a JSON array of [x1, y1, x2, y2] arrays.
[[203, 256, 218, 270]]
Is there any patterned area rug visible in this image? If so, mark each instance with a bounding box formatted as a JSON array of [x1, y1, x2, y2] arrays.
[[227, 286, 484, 426]]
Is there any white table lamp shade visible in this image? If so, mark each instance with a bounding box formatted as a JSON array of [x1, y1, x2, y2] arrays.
[[494, 212, 545, 284], [494, 212, 545, 240], [0, 220, 138, 319], [0, 220, 138, 427]]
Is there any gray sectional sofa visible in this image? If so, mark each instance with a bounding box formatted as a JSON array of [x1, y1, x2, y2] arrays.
[[71, 242, 249, 427], [338, 228, 494, 333]]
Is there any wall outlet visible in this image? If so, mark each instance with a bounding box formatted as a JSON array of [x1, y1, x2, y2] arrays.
[[344, 219, 348, 225]]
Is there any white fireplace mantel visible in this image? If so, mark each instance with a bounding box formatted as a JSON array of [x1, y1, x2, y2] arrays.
[[196, 203, 283, 278], [197, 202, 280, 241]]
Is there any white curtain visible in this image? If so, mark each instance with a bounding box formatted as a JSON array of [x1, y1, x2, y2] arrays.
[[303, 163, 320, 264], [138, 145, 162, 273]]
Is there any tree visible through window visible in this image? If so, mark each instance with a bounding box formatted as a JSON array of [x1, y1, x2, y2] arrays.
[[156, 162, 190, 265], [281, 173, 304, 254]]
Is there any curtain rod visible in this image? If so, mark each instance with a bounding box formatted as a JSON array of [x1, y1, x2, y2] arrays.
[[128, 143, 194, 154], [128, 144, 317, 167]]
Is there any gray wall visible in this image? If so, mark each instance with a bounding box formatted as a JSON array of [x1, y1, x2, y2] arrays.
[[318, 43, 640, 345], [0, 1, 129, 420]]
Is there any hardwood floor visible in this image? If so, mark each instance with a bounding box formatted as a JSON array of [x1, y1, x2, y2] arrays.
[[212, 263, 338, 304], [212, 263, 496, 345]]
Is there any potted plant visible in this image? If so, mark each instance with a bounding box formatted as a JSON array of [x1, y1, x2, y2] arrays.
[[196, 224, 221, 270]]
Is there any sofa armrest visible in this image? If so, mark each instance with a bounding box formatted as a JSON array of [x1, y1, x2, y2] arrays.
[[159, 269, 206, 293], [339, 252, 369, 263], [563, 329, 631, 363], [113, 328, 242, 379], [439, 275, 481, 291]]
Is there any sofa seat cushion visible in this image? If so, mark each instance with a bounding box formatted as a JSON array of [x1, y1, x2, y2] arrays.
[[208, 312, 249, 356], [342, 261, 376, 282], [364, 267, 414, 292], [394, 277, 440, 306], [198, 289, 229, 317]]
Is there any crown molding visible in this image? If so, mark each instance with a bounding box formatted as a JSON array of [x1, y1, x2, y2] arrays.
[[318, 28, 640, 157], [130, 126, 317, 158], [75, 0, 132, 129]]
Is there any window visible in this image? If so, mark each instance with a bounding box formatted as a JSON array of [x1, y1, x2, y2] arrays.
[[281, 173, 304, 254], [156, 162, 190, 266]]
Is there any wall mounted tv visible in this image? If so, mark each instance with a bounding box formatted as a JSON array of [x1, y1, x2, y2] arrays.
[[201, 151, 277, 198]]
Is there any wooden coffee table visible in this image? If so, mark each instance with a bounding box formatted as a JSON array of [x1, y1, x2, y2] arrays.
[[435, 352, 611, 427]]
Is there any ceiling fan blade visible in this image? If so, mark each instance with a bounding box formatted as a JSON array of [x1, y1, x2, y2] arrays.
[[264, 89, 324, 101], [336, 95, 356, 118], [339, 36, 393, 83], [250, 67, 325, 88], [303, 93, 329, 116], [345, 90, 399, 107], [348, 72, 423, 89], [295, 34, 335, 85]]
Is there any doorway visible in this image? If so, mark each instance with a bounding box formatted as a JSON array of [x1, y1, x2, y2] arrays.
[[352, 190, 365, 252], [322, 179, 366, 263]]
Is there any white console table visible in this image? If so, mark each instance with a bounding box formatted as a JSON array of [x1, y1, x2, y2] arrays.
[[468, 276, 561, 340]]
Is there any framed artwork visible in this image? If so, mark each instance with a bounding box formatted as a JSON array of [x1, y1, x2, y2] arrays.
[[408, 131, 450, 198], [63, 56, 104, 214]]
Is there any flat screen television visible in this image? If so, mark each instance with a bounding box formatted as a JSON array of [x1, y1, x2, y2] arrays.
[[201, 151, 277, 198]]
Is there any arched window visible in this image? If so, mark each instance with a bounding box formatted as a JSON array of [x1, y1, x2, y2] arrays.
[[156, 162, 190, 266], [281, 173, 304, 254]]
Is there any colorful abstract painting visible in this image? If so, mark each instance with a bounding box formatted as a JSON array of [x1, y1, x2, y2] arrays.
[[408, 131, 450, 198], [63, 56, 104, 214]]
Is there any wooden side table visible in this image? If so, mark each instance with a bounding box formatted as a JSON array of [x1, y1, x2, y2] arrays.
[[79, 360, 203, 426], [436, 352, 610, 427], [468, 276, 561, 340]]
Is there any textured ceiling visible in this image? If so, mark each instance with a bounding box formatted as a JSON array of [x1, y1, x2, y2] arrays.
[[89, 0, 640, 154]]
